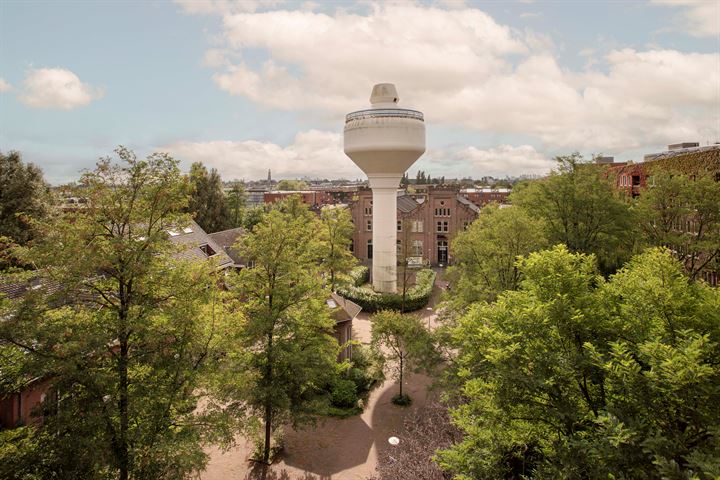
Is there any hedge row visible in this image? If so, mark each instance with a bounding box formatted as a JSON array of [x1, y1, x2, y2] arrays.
[[337, 269, 436, 313]]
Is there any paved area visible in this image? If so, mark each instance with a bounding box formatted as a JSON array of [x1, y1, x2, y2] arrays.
[[200, 269, 448, 480]]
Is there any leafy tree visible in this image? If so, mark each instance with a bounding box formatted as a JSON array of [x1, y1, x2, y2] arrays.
[[187, 161, 231, 233], [226, 180, 246, 229], [512, 153, 636, 274], [0, 151, 51, 267], [439, 246, 720, 479], [448, 204, 548, 306], [319, 206, 357, 290], [371, 310, 436, 404], [276, 179, 309, 191], [242, 204, 270, 232], [635, 169, 720, 281], [220, 199, 339, 465], [0, 148, 233, 479]]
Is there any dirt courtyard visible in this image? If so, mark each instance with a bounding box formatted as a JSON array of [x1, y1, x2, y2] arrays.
[[200, 270, 447, 480]]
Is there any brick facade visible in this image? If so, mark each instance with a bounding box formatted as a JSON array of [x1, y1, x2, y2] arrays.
[[349, 186, 480, 267]]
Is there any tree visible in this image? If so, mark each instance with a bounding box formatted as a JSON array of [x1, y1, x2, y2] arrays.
[[221, 199, 339, 466], [226, 180, 246, 229], [0, 147, 233, 479], [0, 151, 51, 264], [319, 206, 357, 290], [276, 179, 308, 191], [187, 161, 231, 233], [511, 153, 636, 274], [371, 310, 435, 404], [438, 246, 720, 479], [448, 204, 548, 306], [635, 169, 720, 281]]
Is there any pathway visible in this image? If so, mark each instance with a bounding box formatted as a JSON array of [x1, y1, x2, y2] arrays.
[[200, 269, 448, 480]]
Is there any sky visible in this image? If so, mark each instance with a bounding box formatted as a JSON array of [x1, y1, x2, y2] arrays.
[[0, 0, 718, 184]]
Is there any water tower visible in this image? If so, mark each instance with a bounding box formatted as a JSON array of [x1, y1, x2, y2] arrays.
[[344, 84, 426, 293]]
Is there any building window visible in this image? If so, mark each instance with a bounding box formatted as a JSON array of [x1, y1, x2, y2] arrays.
[[434, 207, 450, 216], [412, 220, 424, 233], [366, 219, 372, 231], [199, 244, 216, 257], [349, 239, 354, 253], [412, 240, 423, 256], [397, 239, 402, 255], [364, 206, 372, 215], [463, 221, 469, 230], [397, 220, 402, 232], [436, 221, 448, 232], [367, 239, 373, 259]]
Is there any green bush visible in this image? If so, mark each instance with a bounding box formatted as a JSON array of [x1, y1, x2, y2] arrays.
[[331, 379, 358, 408], [348, 265, 369, 287], [337, 269, 435, 312], [346, 344, 385, 394]]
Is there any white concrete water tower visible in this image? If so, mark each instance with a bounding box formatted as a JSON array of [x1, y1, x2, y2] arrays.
[[344, 84, 426, 293]]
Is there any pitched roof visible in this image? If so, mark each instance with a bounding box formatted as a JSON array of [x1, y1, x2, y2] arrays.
[[397, 195, 420, 213], [208, 227, 246, 267], [328, 292, 362, 323], [168, 221, 234, 269], [456, 194, 481, 213]]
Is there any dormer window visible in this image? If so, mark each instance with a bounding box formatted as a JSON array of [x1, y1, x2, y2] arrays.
[[200, 244, 216, 257]]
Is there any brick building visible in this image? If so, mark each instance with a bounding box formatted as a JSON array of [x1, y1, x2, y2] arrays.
[[349, 186, 480, 267]]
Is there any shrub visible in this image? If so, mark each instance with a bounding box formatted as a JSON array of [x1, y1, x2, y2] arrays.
[[337, 269, 435, 312], [331, 379, 358, 408], [346, 344, 385, 394], [348, 265, 369, 287], [391, 393, 412, 406]]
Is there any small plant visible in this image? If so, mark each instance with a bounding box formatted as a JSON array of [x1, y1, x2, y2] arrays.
[[331, 378, 358, 408], [392, 393, 412, 406]]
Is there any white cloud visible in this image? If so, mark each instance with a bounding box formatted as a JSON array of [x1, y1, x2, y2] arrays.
[[164, 130, 365, 180], [439, 144, 554, 177], [0, 77, 11, 92], [187, 3, 719, 154], [19, 68, 103, 110], [650, 0, 720, 38], [174, 0, 285, 15]]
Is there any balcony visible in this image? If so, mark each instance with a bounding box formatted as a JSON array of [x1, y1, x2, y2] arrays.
[[345, 108, 424, 123]]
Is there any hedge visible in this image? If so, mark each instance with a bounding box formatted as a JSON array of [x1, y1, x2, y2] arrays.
[[337, 269, 435, 313], [348, 265, 369, 287]]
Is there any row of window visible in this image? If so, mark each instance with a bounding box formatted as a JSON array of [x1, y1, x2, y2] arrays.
[[434, 207, 451, 216], [367, 220, 448, 232]]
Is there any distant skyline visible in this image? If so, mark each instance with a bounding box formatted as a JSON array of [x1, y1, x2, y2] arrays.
[[1, 0, 718, 184]]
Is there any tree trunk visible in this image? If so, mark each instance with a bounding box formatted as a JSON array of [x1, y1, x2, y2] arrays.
[[118, 333, 129, 480], [263, 400, 272, 465], [399, 355, 404, 397]]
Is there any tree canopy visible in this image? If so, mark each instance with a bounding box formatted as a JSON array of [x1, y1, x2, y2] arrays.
[[187, 162, 231, 233], [0, 147, 233, 479], [439, 246, 720, 479], [511, 153, 636, 274], [448, 203, 548, 306], [0, 151, 51, 265], [634, 169, 720, 281]]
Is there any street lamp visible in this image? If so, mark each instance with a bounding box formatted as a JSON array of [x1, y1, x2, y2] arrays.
[[426, 306, 433, 329]]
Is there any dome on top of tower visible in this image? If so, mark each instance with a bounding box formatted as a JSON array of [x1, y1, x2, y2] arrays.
[[370, 83, 399, 106]]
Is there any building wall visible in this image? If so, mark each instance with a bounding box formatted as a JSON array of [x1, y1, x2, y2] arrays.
[[0, 379, 53, 429], [349, 187, 479, 266]]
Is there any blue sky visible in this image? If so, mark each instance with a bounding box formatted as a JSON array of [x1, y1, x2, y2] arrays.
[[1, 0, 718, 184]]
